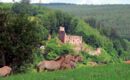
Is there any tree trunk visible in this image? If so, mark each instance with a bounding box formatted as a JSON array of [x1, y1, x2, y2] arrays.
[[0, 51, 6, 66]]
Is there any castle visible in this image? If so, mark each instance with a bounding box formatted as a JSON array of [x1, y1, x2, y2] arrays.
[[58, 26, 82, 52]]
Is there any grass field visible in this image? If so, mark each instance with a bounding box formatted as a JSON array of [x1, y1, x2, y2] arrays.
[[0, 63, 130, 80]]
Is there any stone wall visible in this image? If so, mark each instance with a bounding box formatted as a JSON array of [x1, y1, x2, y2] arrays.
[[58, 26, 82, 52], [65, 35, 82, 45], [88, 48, 101, 56], [58, 26, 82, 45]]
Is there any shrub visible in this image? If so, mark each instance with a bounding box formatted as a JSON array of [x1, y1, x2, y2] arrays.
[[81, 49, 112, 64], [84, 35, 102, 48], [32, 48, 45, 64], [44, 38, 74, 60]]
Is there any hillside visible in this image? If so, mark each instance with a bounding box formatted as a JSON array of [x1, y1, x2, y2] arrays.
[[42, 4, 130, 39]]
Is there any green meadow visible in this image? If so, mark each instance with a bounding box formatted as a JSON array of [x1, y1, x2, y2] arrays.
[[1, 64, 129, 80]]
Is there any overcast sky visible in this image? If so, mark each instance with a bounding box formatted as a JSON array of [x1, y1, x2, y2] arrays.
[[0, 0, 130, 5]]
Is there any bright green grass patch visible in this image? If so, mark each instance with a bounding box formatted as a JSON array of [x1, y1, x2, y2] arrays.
[[1, 64, 130, 80]]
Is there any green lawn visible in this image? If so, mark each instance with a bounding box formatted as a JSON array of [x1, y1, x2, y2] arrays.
[[1, 64, 130, 80]]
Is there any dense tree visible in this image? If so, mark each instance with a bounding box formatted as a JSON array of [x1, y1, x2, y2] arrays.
[[12, 0, 32, 16], [83, 16, 128, 57], [84, 35, 102, 48], [40, 10, 78, 36], [0, 8, 46, 72]]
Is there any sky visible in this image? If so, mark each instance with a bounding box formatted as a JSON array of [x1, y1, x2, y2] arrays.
[[0, 0, 130, 5]]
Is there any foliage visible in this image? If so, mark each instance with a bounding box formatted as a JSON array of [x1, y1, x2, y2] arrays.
[[44, 38, 74, 60], [120, 39, 130, 60], [83, 17, 128, 57], [83, 35, 102, 48], [0, 8, 46, 72], [46, 5, 130, 38], [39, 10, 79, 36], [75, 20, 120, 62], [12, 0, 32, 16], [32, 48, 45, 65], [81, 49, 112, 64]]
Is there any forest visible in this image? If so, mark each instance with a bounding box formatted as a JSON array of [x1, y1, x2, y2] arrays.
[[0, 1, 130, 75], [44, 4, 130, 40]]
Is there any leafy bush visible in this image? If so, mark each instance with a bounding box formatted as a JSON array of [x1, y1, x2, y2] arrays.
[[81, 49, 112, 64], [32, 48, 45, 65], [84, 35, 102, 48], [44, 38, 74, 60]]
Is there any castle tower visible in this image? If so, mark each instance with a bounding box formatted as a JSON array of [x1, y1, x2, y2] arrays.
[[58, 26, 66, 43], [59, 26, 65, 31]]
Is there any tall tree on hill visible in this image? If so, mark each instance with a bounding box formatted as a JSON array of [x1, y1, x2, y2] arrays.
[[12, 0, 32, 16], [0, 9, 9, 66]]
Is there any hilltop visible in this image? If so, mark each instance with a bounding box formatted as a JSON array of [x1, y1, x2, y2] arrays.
[[32, 3, 76, 6]]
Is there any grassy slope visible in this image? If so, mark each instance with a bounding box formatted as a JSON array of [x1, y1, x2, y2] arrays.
[[1, 64, 130, 80], [45, 5, 130, 37]]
